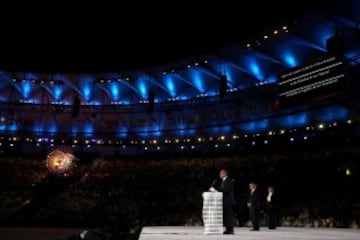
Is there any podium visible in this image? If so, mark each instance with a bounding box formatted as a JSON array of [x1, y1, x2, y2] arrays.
[[202, 191, 223, 234]]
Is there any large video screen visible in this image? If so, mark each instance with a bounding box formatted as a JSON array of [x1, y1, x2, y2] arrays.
[[277, 55, 347, 107]]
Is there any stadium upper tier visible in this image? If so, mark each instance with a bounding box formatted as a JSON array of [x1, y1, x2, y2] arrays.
[[0, 1, 359, 154], [1, 1, 359, 106]]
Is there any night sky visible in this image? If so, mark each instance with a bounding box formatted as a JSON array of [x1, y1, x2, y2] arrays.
[[0, 0, 332, 73]]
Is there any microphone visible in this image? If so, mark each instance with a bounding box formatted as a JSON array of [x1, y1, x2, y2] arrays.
[[210, 179, 219, 187], [209, 179, 219, 192]]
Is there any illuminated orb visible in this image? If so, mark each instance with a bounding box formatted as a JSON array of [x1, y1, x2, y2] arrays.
[[46, 148, 76, 175]]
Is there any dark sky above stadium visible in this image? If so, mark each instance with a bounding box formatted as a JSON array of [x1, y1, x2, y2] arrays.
[[0, 0, 333, 73]]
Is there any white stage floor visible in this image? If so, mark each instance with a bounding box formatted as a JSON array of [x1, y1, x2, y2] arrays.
[[1, 226, 359, 240], [138, 226, 360, 240]]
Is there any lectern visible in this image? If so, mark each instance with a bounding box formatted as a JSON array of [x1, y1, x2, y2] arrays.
[[202, 191, 223, 234]]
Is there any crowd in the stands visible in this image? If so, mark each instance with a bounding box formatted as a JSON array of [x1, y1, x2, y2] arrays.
[[0, 144, 359, 229]]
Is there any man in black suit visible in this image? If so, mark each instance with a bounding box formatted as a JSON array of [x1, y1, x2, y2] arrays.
[[265, 185, 277, 229], [247, 181, 260, 231], [212, 168, 236, 234]]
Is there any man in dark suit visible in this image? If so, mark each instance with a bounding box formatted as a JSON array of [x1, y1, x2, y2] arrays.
[[212, 168, 236, 234], [247, 181, 260, 231], [265, 185, 277, 229]]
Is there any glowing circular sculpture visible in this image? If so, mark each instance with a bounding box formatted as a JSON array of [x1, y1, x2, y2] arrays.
[[46, 148, 76, 175]]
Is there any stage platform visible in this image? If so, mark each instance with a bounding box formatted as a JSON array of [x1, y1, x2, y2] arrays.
[[1, 226, 359, 240], [138, 226, 360, 240]]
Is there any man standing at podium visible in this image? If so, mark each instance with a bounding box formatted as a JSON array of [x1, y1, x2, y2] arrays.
[[210, 168, 236, 234]]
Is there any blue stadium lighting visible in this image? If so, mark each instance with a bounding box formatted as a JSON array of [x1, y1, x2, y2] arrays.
[[8, 122, 18, 131], [178, 95, 189, 100], [314, 27, 335, 51], [297, 20, 333, 52], [318, 107, 348, 122], [82, 85, 91, 101], [280, 113, 308, 127], [176, 123, 188, 130], [184, 129, 197, 136], [176, 129, 189, 136], [241, 120, 269, 132], [151, 131, 162, 137], [120, 99, 131, 105], [215, 63, 231, 78], [84, 123, 94, 134], [222, 126, 232, 133], [191, 71, 205, 93], [33, 123, 43, 132], [88, 100, 102, 105], [54, 86, 63, 101], [346, 50, 360, 65], [21, 82, 32, 99], [210, 125, 232, 134], [165, 76, 176, 97], [294, 38, 325, 52], [61, 100, 72, 105], [116, 129, 128, 138], [283, 52, 298, 67], [138, 126, 153, 134], [264, 75, 277, 84], [0, 1, 358, 153], [210, 127, 220, 134], [225, 70, 234, 83], [138, 81, 147, 99], [20, 99, 34, 104], [206, 91, 219, 96], [48, 124, 58, 133], [247, 59, 263, 80], [71, 126, 78, 134], [138, 132, 150, 138], [110, 83, 119, 101]]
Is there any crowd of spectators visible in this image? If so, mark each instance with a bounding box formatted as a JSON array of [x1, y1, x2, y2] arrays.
[[0, 144, 359, 229]]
